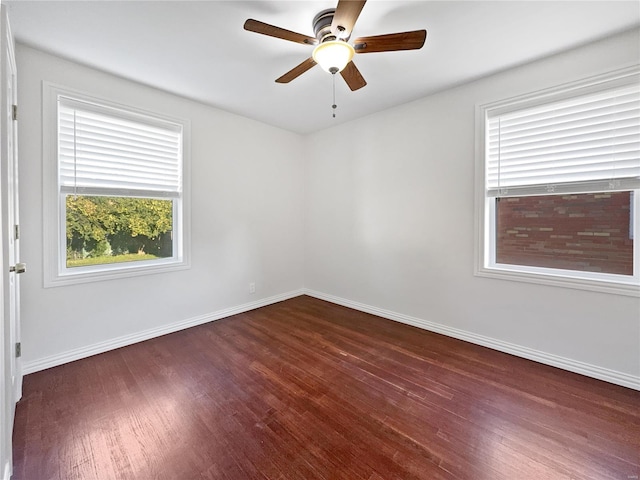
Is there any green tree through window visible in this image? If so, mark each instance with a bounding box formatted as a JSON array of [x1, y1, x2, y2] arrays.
[[66, 195, 173, 267]]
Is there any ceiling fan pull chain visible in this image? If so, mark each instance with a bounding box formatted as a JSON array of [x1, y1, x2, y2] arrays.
[[332, 72, 337, 118]]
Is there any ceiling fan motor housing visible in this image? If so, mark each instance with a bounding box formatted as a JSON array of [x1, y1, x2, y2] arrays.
[[313, 9, 339, 43]]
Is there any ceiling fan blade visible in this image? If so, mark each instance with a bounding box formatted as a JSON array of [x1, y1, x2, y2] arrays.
[[353, 30, 427, 53], [244, 19, 317, 46], [331, 0, 367, 38], [276, 58, 317, 83], [340, 61, 366, 91]]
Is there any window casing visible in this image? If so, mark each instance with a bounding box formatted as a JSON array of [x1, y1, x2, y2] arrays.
[[43, 83, 190, 287], [475, 66, 640, 296]]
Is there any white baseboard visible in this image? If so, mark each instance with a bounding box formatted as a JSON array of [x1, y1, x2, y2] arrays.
[[303, 289, 640, 391], [23, 287, 639, 391], [23, 289, 305, 375]]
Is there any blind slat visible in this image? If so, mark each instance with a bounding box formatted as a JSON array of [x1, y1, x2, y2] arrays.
[[487, 178, 640, 197], [488, 115, 639, 147], [496, 86, 639, 125]]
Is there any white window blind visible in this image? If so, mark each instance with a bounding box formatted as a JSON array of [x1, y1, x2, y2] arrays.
[[58, 96, 183, 198], [486, 82, 640, 197]]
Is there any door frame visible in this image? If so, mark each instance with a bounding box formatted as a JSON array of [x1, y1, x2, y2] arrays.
[[0, 3, 18, 478], [3, 1, 19, 406]]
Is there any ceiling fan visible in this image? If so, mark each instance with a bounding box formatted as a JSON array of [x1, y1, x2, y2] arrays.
[[243, 0, 427, 92]]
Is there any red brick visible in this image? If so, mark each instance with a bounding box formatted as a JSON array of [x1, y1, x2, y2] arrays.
[[496, 192, 633, 275]]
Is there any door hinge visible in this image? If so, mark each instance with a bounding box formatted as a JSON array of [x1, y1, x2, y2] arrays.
[[14, 224, 19, 240], [12, 104, 17, 121], [15, 342, 21, 358]]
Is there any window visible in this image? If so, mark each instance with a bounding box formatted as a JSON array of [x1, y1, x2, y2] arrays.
[[476, 66, 640, 296], [44, 84, 190, 286]]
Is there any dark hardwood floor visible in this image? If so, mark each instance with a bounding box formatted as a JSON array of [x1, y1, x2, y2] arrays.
[[12, 295, 640, 479]]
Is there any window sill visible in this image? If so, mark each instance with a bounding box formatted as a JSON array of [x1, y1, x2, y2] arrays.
[[44, 258, 190, 288], [475, 264, 640, 297]]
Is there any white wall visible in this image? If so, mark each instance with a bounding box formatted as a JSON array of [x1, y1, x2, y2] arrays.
[[17, 45, 305, 369], [304, 29, 640, 387]]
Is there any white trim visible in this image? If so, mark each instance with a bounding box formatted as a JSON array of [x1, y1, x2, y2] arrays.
[[483, 65, 640, 118], [22, 289, 304, 375], [1, 5, 17, 478], [475, 262, 640, 296], [42, 81, 192, 288], [303, 289, 640, 391]]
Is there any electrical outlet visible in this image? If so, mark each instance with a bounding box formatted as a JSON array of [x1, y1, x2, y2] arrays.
[[249, 282, 256, 294]]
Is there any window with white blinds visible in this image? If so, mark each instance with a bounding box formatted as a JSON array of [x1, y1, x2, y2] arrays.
[[486, 82, 640, 197], [58, 97, 183, 198], [476, 66, 640, 296], [43, 83, 190, 287]]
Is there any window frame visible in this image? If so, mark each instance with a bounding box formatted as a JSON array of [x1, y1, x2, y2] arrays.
[[475, 66, 640, 297], [43, 82, 191, 287]]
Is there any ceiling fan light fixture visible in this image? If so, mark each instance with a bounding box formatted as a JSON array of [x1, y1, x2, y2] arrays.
[[312, 40, 355, 74]]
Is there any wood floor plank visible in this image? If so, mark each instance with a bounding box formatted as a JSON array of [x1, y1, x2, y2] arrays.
[[12, 296, 640, 479]]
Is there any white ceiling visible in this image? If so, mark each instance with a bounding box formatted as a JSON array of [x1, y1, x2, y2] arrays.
[[7, 1, 640, 134]]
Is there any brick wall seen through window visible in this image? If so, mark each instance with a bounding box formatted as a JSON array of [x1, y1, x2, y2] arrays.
[[496, 192, 633, 276]]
